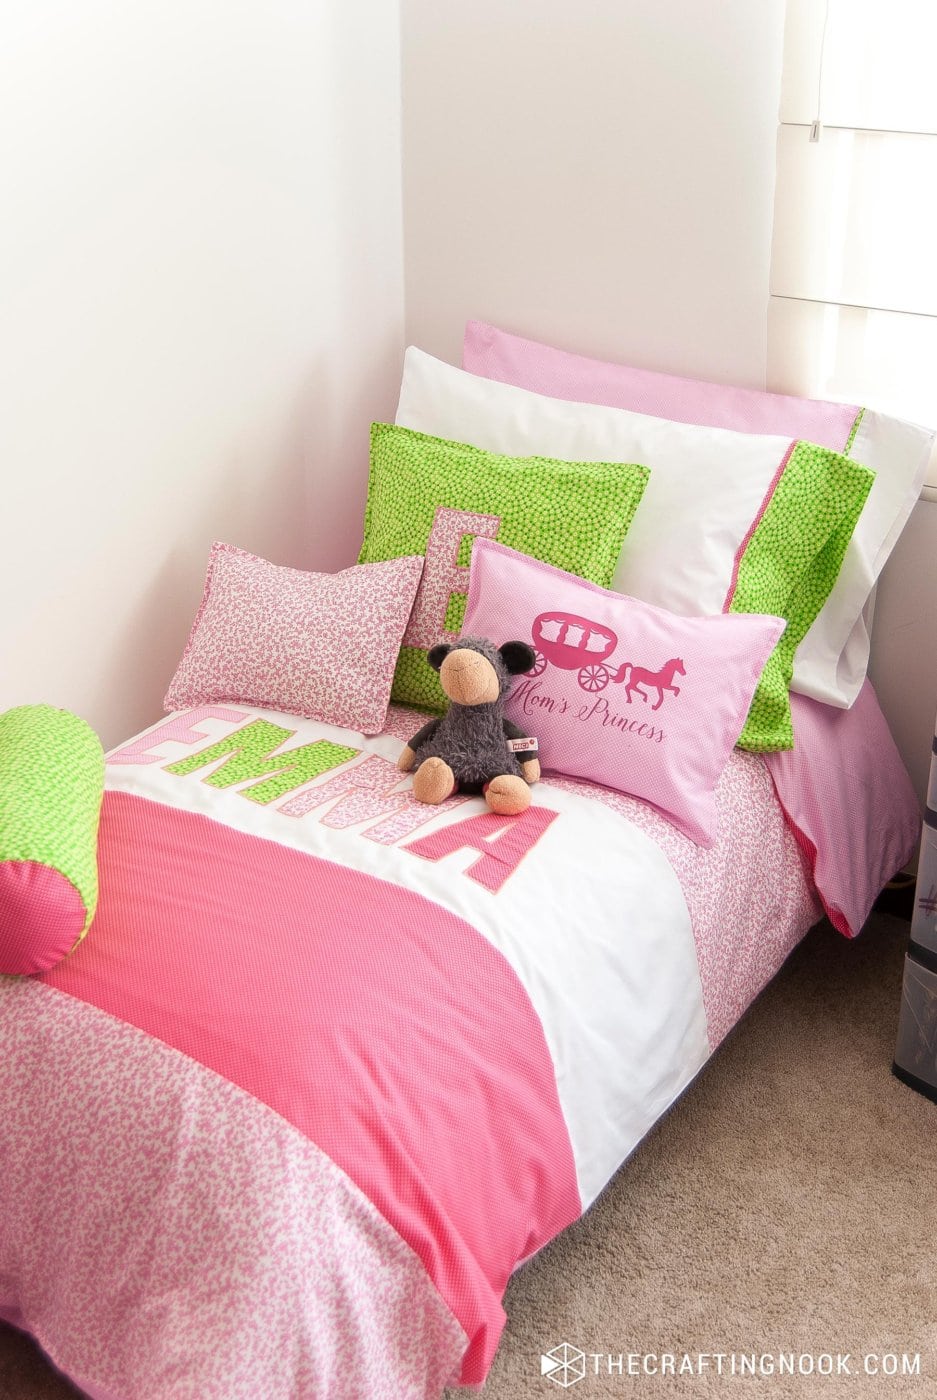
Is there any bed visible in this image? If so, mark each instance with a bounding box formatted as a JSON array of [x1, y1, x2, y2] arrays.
[[0, 325, 929, 1398]]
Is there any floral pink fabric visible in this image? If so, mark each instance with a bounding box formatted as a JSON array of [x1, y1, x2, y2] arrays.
[[164, 542, 424, 735], [0, 979, 467, 1400], [39, 787, 580, 1386]]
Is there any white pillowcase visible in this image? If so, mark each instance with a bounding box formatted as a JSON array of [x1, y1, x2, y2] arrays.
[[396, 347, 878, 710]]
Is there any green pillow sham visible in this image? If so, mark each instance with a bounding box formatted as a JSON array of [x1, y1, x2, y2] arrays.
[[730, 441, 875, 751], [359, 423, 650, 713]]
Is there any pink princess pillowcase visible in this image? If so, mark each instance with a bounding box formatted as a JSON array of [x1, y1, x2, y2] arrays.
[[462, 540, 785, 846]]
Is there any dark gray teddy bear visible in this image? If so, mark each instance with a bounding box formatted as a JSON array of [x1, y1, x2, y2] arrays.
[[397, 636, 541, 815]]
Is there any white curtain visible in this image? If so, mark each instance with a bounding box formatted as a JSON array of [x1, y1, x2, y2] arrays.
[[768, 0, 937, 489]]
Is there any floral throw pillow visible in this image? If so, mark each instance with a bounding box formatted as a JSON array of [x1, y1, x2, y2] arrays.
[[164, 542, 424, 735]]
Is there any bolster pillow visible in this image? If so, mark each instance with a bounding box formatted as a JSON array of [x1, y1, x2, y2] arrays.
[[0, 705, 105, 976]]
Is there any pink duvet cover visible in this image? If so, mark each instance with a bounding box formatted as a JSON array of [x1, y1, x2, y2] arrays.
[[0, 691, 917, 1398]]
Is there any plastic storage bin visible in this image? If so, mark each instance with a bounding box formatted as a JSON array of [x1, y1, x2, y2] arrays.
[[893, 718, 937, 1101]]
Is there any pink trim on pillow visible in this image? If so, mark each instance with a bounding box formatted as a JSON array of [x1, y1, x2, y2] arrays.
[[722, 440, 796, 611], [464, 320, 861, 452]]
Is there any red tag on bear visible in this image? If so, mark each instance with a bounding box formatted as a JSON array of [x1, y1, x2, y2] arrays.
[[507, 737, 538, 754]]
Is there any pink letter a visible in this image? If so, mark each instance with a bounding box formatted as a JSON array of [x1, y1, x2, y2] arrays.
[[405, 808, 558, 893]]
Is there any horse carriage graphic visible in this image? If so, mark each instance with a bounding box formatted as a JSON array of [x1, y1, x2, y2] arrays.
[[527, 610, 685, 710]]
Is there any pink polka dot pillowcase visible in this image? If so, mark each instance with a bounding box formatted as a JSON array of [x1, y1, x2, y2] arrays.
[[462, 539, 785, 847], [164, 542, 425, 735]]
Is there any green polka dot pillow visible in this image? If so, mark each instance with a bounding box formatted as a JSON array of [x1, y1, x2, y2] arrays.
[[723, 442, 873, 749], [358, 423, 650, 715], [395, 349, 877, 750]]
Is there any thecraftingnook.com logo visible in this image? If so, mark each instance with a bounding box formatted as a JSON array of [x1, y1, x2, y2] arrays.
[[538, 1346, 923, 1386], [541, 1343, 587, 1388]]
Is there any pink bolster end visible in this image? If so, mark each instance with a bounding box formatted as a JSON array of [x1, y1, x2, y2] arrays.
[[0, 861, 86, 975]]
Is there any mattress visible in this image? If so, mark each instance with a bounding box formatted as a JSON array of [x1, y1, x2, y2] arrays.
[[0, 687, 919, 1399]]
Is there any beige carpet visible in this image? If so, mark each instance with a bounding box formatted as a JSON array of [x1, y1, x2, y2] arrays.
[[2, 913, 935, 1399]]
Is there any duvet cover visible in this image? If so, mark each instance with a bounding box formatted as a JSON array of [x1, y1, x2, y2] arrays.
[[0, 691, 916, 1399]]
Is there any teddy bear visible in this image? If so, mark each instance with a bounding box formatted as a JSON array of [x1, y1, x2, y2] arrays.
[[397, 636, 541, 816]]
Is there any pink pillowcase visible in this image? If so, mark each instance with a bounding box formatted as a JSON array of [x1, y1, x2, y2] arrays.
[[165, 543, 424, 735], [463, 318, 860, 448], [764, 683, 921, 938], [462, 540, 784, 846]]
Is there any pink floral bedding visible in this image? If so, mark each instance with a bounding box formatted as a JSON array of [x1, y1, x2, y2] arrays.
[[0, 691, 916, 1398]]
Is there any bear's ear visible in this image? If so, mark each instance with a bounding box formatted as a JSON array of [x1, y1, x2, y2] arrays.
[[499, 640, 536, 675], [427, 643, 452, 672]]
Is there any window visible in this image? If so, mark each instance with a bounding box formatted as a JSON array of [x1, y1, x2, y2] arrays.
[[768, 0, 937, 490]]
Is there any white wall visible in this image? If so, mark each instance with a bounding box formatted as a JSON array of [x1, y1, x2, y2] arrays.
[[401, 0, 786, 384], [5, 3, 932, 802], [0, 1, 403, 749]]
